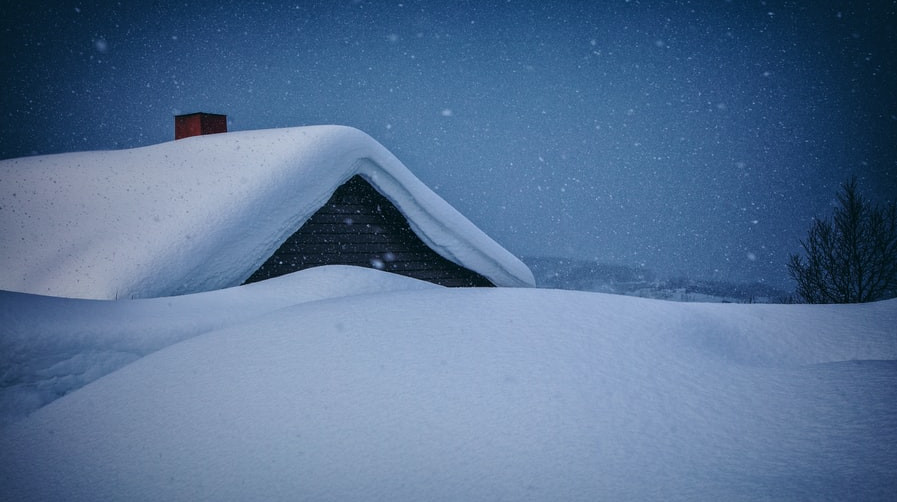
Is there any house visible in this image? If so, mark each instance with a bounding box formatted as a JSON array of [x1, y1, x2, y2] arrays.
[[0, 123, 534, 299]]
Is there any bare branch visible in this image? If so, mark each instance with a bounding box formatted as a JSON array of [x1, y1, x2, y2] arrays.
[[787, 177, 897, 303]]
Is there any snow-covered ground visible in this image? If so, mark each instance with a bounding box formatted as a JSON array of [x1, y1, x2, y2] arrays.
[[1, 265, 895, 501], [0, 265, 439, 425], [1, 127, 894, 499]]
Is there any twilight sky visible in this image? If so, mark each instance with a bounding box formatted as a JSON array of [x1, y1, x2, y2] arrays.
[[2, 0, 895, 291]]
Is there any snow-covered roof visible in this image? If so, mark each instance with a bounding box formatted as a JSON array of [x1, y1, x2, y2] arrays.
[[0, 126, 535, 299]]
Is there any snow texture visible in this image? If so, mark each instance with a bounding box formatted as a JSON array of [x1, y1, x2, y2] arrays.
[[0, 265, 438, 426], [0, 126, 534, 299], [1, 266, 895, 501]]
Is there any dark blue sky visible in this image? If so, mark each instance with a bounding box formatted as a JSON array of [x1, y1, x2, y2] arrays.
[[3, 0, 896, 290]]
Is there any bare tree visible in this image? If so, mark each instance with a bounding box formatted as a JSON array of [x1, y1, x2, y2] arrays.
[[788, 177, 897, 303]]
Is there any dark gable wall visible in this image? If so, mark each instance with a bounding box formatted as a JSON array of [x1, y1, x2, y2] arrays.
[[243, 175, 494, 287]]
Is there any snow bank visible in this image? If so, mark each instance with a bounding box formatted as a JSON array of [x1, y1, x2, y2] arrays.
[[1, 275, 894, 501], [0, 265, 438, 426], [0, 126, 534, 299]]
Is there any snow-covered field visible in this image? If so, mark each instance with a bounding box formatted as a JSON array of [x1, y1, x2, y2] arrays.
[[1, 127, 895, 499], [1, 265, 895, 501]]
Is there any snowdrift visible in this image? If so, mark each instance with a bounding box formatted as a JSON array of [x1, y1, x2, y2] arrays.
[[0, 126, 534, 299], [0, 265, 439, 424], [1, 267, 895, 501]]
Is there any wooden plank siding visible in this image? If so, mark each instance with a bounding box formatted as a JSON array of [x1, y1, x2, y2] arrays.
[[243, 175, 494, 287]]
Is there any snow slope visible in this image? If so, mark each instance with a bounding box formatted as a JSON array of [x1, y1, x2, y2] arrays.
[[1, 267, 895, 501], [0, 265, 438, 426], [0, 126, 534, 299]]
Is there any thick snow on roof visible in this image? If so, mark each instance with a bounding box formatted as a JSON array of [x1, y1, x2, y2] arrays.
[[0, 126, 534, 299], [0, 267, 895, 501]]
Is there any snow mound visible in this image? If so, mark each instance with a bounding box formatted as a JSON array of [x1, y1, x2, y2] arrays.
[[0, 265, 438, 426], [1, 281, 894, 501], [0, 126, 534, 299]]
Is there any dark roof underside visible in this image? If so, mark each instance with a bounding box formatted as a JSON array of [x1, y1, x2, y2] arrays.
[[243, 175, 494, 287]]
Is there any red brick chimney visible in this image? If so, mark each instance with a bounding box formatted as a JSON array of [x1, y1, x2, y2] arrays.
[[174, 112, 227, 140]]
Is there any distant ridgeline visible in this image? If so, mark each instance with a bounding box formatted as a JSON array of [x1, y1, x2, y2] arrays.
[[524, 257, 792, 304]]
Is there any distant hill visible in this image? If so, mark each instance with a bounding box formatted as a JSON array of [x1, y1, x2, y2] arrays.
[[523, 257, 792, 303]]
